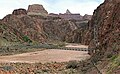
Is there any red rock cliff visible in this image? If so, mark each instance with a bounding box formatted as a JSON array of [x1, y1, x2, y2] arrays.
[[86, 0, 120, 55], [27, 4, 48, 15], [1, 8, 86, 43], [79, 0, 120, 73]]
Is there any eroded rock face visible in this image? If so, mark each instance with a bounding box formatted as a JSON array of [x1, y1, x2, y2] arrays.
[[105, 0, 120, 3], [12, 9, 27, 15], [82, 14, 92, 20], [84, 3, 120, 67], [78, 0, 120, 73], [1, 4, 88, 43], [85, 0, 120, 55], [1, 14, 47, 42], [42, 20, 82, 43], [1, 14, 86, 43], [27, 4, 48, 15]]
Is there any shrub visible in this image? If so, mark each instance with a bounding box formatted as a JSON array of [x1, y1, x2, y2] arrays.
[[23, 36, 32, 43], [1, 66, 13, 71], [66, 61, 78, 69], [107, 53, 113, 58]]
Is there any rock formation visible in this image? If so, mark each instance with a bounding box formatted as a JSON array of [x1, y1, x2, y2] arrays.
[[0, 1, 119, 73], [59, 9, 83, 20], [27, 4, 48, 15], [65, 9, 72, 14], [82, 14, 92, 20], [84, 0, 120, 55], [79, 0, 120, 73], [49, 13, 59, 17], [12, 8, 27, 15], [49, 9, 92, 20], [0, 4, 89, 44]]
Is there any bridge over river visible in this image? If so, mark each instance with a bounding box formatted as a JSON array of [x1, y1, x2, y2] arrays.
[[51, 43, 88, 51]]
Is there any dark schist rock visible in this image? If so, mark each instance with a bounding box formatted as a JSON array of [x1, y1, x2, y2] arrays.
[[105, 0, 120, 3], [84, 0, 120, 55], [12, 8, 27, 15], [79, 0, 120, 73]]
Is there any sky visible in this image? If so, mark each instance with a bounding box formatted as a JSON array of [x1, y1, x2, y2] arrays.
[[0, 0, 104, 19]]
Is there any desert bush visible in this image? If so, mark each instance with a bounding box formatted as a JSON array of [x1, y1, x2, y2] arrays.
[[107, 53, 113, 58], [1, 66, 13, 71], [23, 36, 32, 43], [58, 43, 65, 47], [66, 61, 78, 69], [107, 54, 120, 74]]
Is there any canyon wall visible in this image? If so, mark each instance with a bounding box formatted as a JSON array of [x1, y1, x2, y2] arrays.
[[0, 4, 89, 44], [79, 0, 120, 73], [86, 0, 120, 56]]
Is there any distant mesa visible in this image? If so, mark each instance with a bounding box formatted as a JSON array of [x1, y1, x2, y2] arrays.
[[49, 9, 92, 20], [59, 9, 82, 20], [65, 9, 72, 14], [12, 4, 48, 16], [11, 4, 92, 20], [82, 14, 92, 20], [27, 4, 48, 15]]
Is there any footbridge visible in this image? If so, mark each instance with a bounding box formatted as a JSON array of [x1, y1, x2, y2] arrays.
[[55, 47, 88, 51]]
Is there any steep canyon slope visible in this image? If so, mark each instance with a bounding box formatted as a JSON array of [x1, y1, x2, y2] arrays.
[[0, 5, 89, 45], [79, 0, 120, 74]]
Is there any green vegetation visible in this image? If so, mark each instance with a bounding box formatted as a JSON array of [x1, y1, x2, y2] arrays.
[[107, 54, 120, 74], [1, 66, 13, 71], [0, 24, 7, 30], [0, 37, 21, 47], [0, 38, 7, 46], [0, 43, 62, 56], [57, 42, 66, 47], [23, 36, 32, 43], [0, 44, 46, 56]]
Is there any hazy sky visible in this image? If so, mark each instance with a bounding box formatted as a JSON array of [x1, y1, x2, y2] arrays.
[[0, 0, 104, 19]]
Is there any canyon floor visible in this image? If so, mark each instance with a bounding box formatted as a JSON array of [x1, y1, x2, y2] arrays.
[[0, 44, 90, 63]]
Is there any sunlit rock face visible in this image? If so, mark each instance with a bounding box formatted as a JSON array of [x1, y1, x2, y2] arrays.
[[49, 9, 92, 21], [59, 9, 83, 20], [27, 4, 48, 15]]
